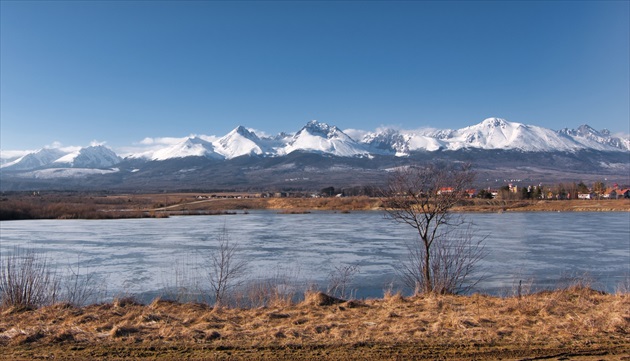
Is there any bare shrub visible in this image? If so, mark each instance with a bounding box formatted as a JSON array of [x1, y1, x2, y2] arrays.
[[400, 224, 486, 295], [202, 225, 247, 307], [616, 273, 630, 295], [0, 248, 60, 309], [236, 267, 304, 308], [61, 254, 106, 307], [158, 257, 200, 303], [326, 264, 360, 299]]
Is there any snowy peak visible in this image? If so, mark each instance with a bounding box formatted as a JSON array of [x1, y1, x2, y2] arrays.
[[456, 118, 524, 147], [558, 124, 601, 139], [284, 120, 368, 156], [359, 118, 531, 154], [151, 137, 222, 161], [54, 145, 121, 168], [360, 129, 445, 155], [358, 117, 628, 154], [2, 146, 121, 170], [361, 129, 408, 154], [577, 124, 601, 137], [1, 148, 68, 170], [214, 126, 266, 159], [479, 117, 510, 128], [557, 125, 630, 151], [230, 125, 260, 140], [445, 118, 579, 151], [298, 120, 345, 139]]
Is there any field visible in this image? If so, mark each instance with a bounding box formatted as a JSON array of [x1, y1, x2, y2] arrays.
[[1, 286, 629, 360], [1, 192, 629, 220]]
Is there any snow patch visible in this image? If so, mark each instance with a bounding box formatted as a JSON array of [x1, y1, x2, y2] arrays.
[[19, 168, 120, 179]]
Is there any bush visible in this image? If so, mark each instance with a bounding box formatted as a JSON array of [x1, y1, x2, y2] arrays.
[[0, 248, 60, 309]]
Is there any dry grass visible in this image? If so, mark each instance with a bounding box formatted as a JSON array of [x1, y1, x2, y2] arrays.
[[0, 287, 628, 360], [451, 199, 630, 213], [3, 193, 628, 220]]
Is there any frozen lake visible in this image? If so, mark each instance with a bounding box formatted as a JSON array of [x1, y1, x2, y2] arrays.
[[1, 211, 628, 300]]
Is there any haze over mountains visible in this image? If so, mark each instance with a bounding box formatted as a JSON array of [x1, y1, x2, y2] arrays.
[[1, 118, 629, 191]]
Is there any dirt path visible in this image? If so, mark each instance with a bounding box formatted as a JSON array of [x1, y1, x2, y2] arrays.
[[2, 343, 629, 360]]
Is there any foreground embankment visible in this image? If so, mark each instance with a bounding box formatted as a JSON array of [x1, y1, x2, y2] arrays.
[[1, 287, 628, 360], [1, 192, 629, 220]]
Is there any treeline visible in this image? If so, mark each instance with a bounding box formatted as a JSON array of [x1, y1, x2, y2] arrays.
[[0, 198, 158, 220], [318, 186, 382, 197]]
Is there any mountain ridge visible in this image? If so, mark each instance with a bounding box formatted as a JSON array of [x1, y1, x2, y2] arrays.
[[2, 118, 628, 173]]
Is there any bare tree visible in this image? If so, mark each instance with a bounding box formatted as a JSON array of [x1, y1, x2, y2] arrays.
[[382, 162, 485, 295], [205, 226, 247, 307]]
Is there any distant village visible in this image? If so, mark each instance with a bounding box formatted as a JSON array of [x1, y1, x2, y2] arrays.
[[472, 182, 630, 200], [196, 181, 630, 201]]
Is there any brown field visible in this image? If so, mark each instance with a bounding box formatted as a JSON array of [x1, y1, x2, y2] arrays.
[[1, 287, 628, 360], [1, 192, 629, 220]]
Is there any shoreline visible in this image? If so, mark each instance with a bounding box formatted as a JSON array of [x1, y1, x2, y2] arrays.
[[1, 193, 629, 220]]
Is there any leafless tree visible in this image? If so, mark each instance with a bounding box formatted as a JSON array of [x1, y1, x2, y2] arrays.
[[205, 226, 247, 307], [382, 162, 485, 295]]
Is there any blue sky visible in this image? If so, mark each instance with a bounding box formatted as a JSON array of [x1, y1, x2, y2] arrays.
[[1, 0, 629, 153]]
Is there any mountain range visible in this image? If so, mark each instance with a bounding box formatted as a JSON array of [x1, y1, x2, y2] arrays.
[[1, 118, 629, 191]]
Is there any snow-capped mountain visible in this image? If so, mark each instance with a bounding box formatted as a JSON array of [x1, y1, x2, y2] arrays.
[[146, 137, 223, 161], [438, 118, 581, 152], [53, 145, 121, 168], [214, 126, 281, 159], [360, 118, 629, 154], [1, 148, 68, 170], [281, 120, 369, 157], [557, 125, 630, 151], [2, 145, 120, 170], [361, 128, 445, 155], [132, 126, 282, 161], [3, 119, 628, 174], [2, 118, 628, 191], [361, 129, 409, 155]]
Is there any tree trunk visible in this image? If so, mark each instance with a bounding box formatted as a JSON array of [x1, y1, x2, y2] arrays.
[[423, 241, 432, 293]]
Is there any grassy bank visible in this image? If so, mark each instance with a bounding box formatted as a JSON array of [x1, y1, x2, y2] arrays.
[[0, 287, 628, 360]]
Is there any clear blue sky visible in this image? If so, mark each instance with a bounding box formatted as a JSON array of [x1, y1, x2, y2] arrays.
[[1, 0, 629, 152]]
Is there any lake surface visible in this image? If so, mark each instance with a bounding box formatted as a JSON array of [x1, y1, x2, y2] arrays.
[[1, 211, 628, 301]]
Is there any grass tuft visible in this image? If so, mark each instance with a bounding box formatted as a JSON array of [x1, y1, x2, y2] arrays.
[[302, 292, 345, 307]]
